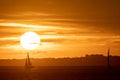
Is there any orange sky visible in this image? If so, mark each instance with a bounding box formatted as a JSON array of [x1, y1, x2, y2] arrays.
[[0, 0, 120, 59]]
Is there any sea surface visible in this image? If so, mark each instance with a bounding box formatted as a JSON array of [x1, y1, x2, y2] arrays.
[[0, 66, 120, 80]]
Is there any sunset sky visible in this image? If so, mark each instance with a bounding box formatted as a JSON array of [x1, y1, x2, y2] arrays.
[[0, 0, 120, 59]]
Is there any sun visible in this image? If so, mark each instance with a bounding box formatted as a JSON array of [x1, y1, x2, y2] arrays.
[[20, 32, 40, 50]]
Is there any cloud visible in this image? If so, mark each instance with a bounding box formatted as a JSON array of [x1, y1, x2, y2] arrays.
[[0, 39, 19, 47], [0, 0, 120, 34], [0, 23, 74, 38]]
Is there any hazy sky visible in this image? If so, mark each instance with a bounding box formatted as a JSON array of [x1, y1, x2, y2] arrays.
[[0, 0, 120, 59]]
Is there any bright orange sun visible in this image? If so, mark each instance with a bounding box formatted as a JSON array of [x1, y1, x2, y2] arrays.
[[20, 32, 40, 50]]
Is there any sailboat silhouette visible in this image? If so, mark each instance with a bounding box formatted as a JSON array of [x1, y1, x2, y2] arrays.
[[107, 48, 110, 71], [25, 52, 33, 69]]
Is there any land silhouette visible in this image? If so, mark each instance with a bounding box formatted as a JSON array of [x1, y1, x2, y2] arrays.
[[0, 54, 120, 66]]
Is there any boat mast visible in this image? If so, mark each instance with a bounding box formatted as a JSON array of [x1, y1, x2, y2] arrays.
[[107, 48, 110, 71]]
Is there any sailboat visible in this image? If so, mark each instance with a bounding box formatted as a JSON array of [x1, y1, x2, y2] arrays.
[[25, 52, 33, 69], [107, 48, 110, 70]]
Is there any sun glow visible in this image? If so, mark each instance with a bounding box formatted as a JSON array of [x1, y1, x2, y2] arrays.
[[20, 32, 40, 50]]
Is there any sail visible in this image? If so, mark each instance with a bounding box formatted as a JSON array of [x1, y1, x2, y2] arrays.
[[25, 52, 33, 69], [27, 53, 31, 66]]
